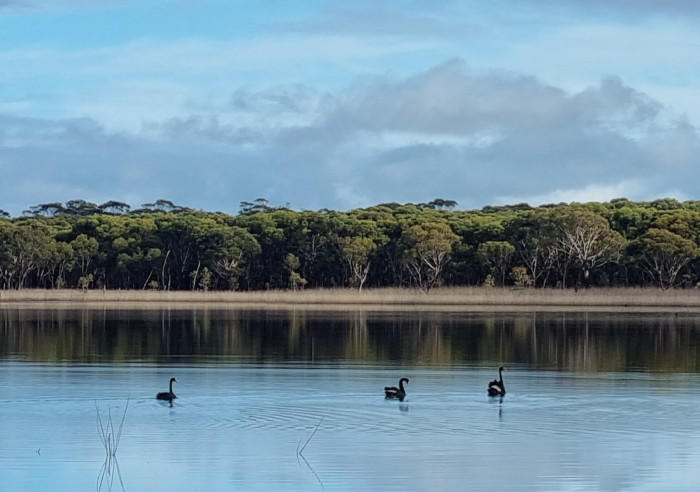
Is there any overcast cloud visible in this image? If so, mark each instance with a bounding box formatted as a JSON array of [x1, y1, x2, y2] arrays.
[[2, 59, 697, 215]]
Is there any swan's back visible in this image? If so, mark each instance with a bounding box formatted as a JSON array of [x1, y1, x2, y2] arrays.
[[384, 377, 408, 399], [487, 384, 504, 396], [487, 367, 506, 396], [384, 385, 402, 396]]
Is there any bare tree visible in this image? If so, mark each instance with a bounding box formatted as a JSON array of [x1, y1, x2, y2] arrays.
[[555, 210, 626, 286]]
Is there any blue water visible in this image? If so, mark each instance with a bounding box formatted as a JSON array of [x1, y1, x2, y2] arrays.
[[1, 309, 700, 491]]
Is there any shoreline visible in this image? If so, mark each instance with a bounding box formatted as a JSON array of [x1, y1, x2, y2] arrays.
[[1, 287, 699, 312]]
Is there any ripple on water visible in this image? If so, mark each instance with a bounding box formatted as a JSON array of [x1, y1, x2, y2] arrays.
[[3, 359, 700, 491]]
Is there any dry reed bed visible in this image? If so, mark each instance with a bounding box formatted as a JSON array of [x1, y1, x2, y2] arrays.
[[1, 287, 699, 311]]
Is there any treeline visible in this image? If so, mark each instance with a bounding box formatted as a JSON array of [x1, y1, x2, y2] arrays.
[[1, 197, 699, 291]]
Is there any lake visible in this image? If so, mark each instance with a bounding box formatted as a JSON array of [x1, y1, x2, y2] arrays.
[[1, 307, 700, 491]]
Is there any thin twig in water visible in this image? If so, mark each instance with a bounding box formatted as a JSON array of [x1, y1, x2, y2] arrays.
[[299, 417, 323, 456], [114, 456, 125, 492], [95, 399, 129, 492], [114, 399, 129, 451], [296, 418, 324, 489], [300, 451, 324, 489]]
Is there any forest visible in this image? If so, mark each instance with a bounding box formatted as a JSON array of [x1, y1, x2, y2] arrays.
[[0, 197, 699, 291]]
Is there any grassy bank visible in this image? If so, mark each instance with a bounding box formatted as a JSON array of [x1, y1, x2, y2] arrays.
[[1, 287, 699, 311]]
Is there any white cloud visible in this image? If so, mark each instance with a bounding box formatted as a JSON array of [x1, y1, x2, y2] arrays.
[[503, 22, 700, 109], [496, 181, 645, 207], [1, 60, 699, 215], [0, 34, 437, 132]]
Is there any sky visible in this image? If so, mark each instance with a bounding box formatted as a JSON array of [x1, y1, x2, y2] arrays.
[[1, 0, 700, 215]]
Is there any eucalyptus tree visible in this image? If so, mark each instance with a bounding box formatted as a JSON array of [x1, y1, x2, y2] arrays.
[[426, 198, 458, 210], [0, 222, 50, 288], [336, 213, 388, 291], [477, 240, 516, 286], [239, 197, 274, 215], [24, 202, 65, 217], [154, 213, 205, 290], [33, 238, 73, 288], [99, 201, 131, 215], [555, 209, 626, 287], [355, 205, 404, 287], [505, 209, 562, 287], [235, 209, 294, 289], [70, 233, 99, 284], [445, 210, 513, 286], [204, 224, 261, 290], [653, 209, 700, 245], [99, 215, 162, 289], [631, 228, 698, 289], [142, 199, 179, 212], [296, 211, 343, 288], [284, 253, 307, 290], [608, 203, 656, 240], [339, 236, 377, 291], [49, 240, 74, 288], [400, 221, 459, 290]]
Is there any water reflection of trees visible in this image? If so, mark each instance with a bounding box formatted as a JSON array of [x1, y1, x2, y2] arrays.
[[1, 308, 699, 371]]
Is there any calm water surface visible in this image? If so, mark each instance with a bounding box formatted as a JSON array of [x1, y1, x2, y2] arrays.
[[2, 308, 700, 491]]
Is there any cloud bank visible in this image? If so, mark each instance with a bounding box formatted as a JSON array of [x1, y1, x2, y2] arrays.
[[1, 60, 698, 215]]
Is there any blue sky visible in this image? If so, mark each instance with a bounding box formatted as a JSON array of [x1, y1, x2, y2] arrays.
[[1, 0, 700, 215]]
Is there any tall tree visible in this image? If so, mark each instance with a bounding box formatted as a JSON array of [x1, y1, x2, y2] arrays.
[[206, 226, 261, 290], [477, 241, 516, 286], [506, 209, 559, 287], [555, 209, 626, 287], [339, 236, 376, 291], [0, 223, 49, 288], [70, 234, 99, 280], [401, 221, 458, 290], [631, 228, 698, 289], [24, 202, 65, 217], [99, 201, 131, 215]]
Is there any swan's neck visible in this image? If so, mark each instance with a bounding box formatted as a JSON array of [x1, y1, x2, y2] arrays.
[[498, 370, 504, 385], [399, 380, 406, 392], [169, 380, 174, 394]]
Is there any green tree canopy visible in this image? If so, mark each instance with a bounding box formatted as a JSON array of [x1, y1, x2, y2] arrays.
[[631, 228, 698, 289]]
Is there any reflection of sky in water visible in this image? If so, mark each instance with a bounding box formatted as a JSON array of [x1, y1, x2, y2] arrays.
[[1, 310, 700, 490]]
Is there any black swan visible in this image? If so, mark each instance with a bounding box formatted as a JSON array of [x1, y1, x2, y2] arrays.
[[487, 367, 506, 396], [156, 377, 177, 400], [385, 377, 409, 400]]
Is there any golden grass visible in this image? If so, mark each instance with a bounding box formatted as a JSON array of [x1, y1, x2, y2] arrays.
[[0, 287, 699, 312]]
